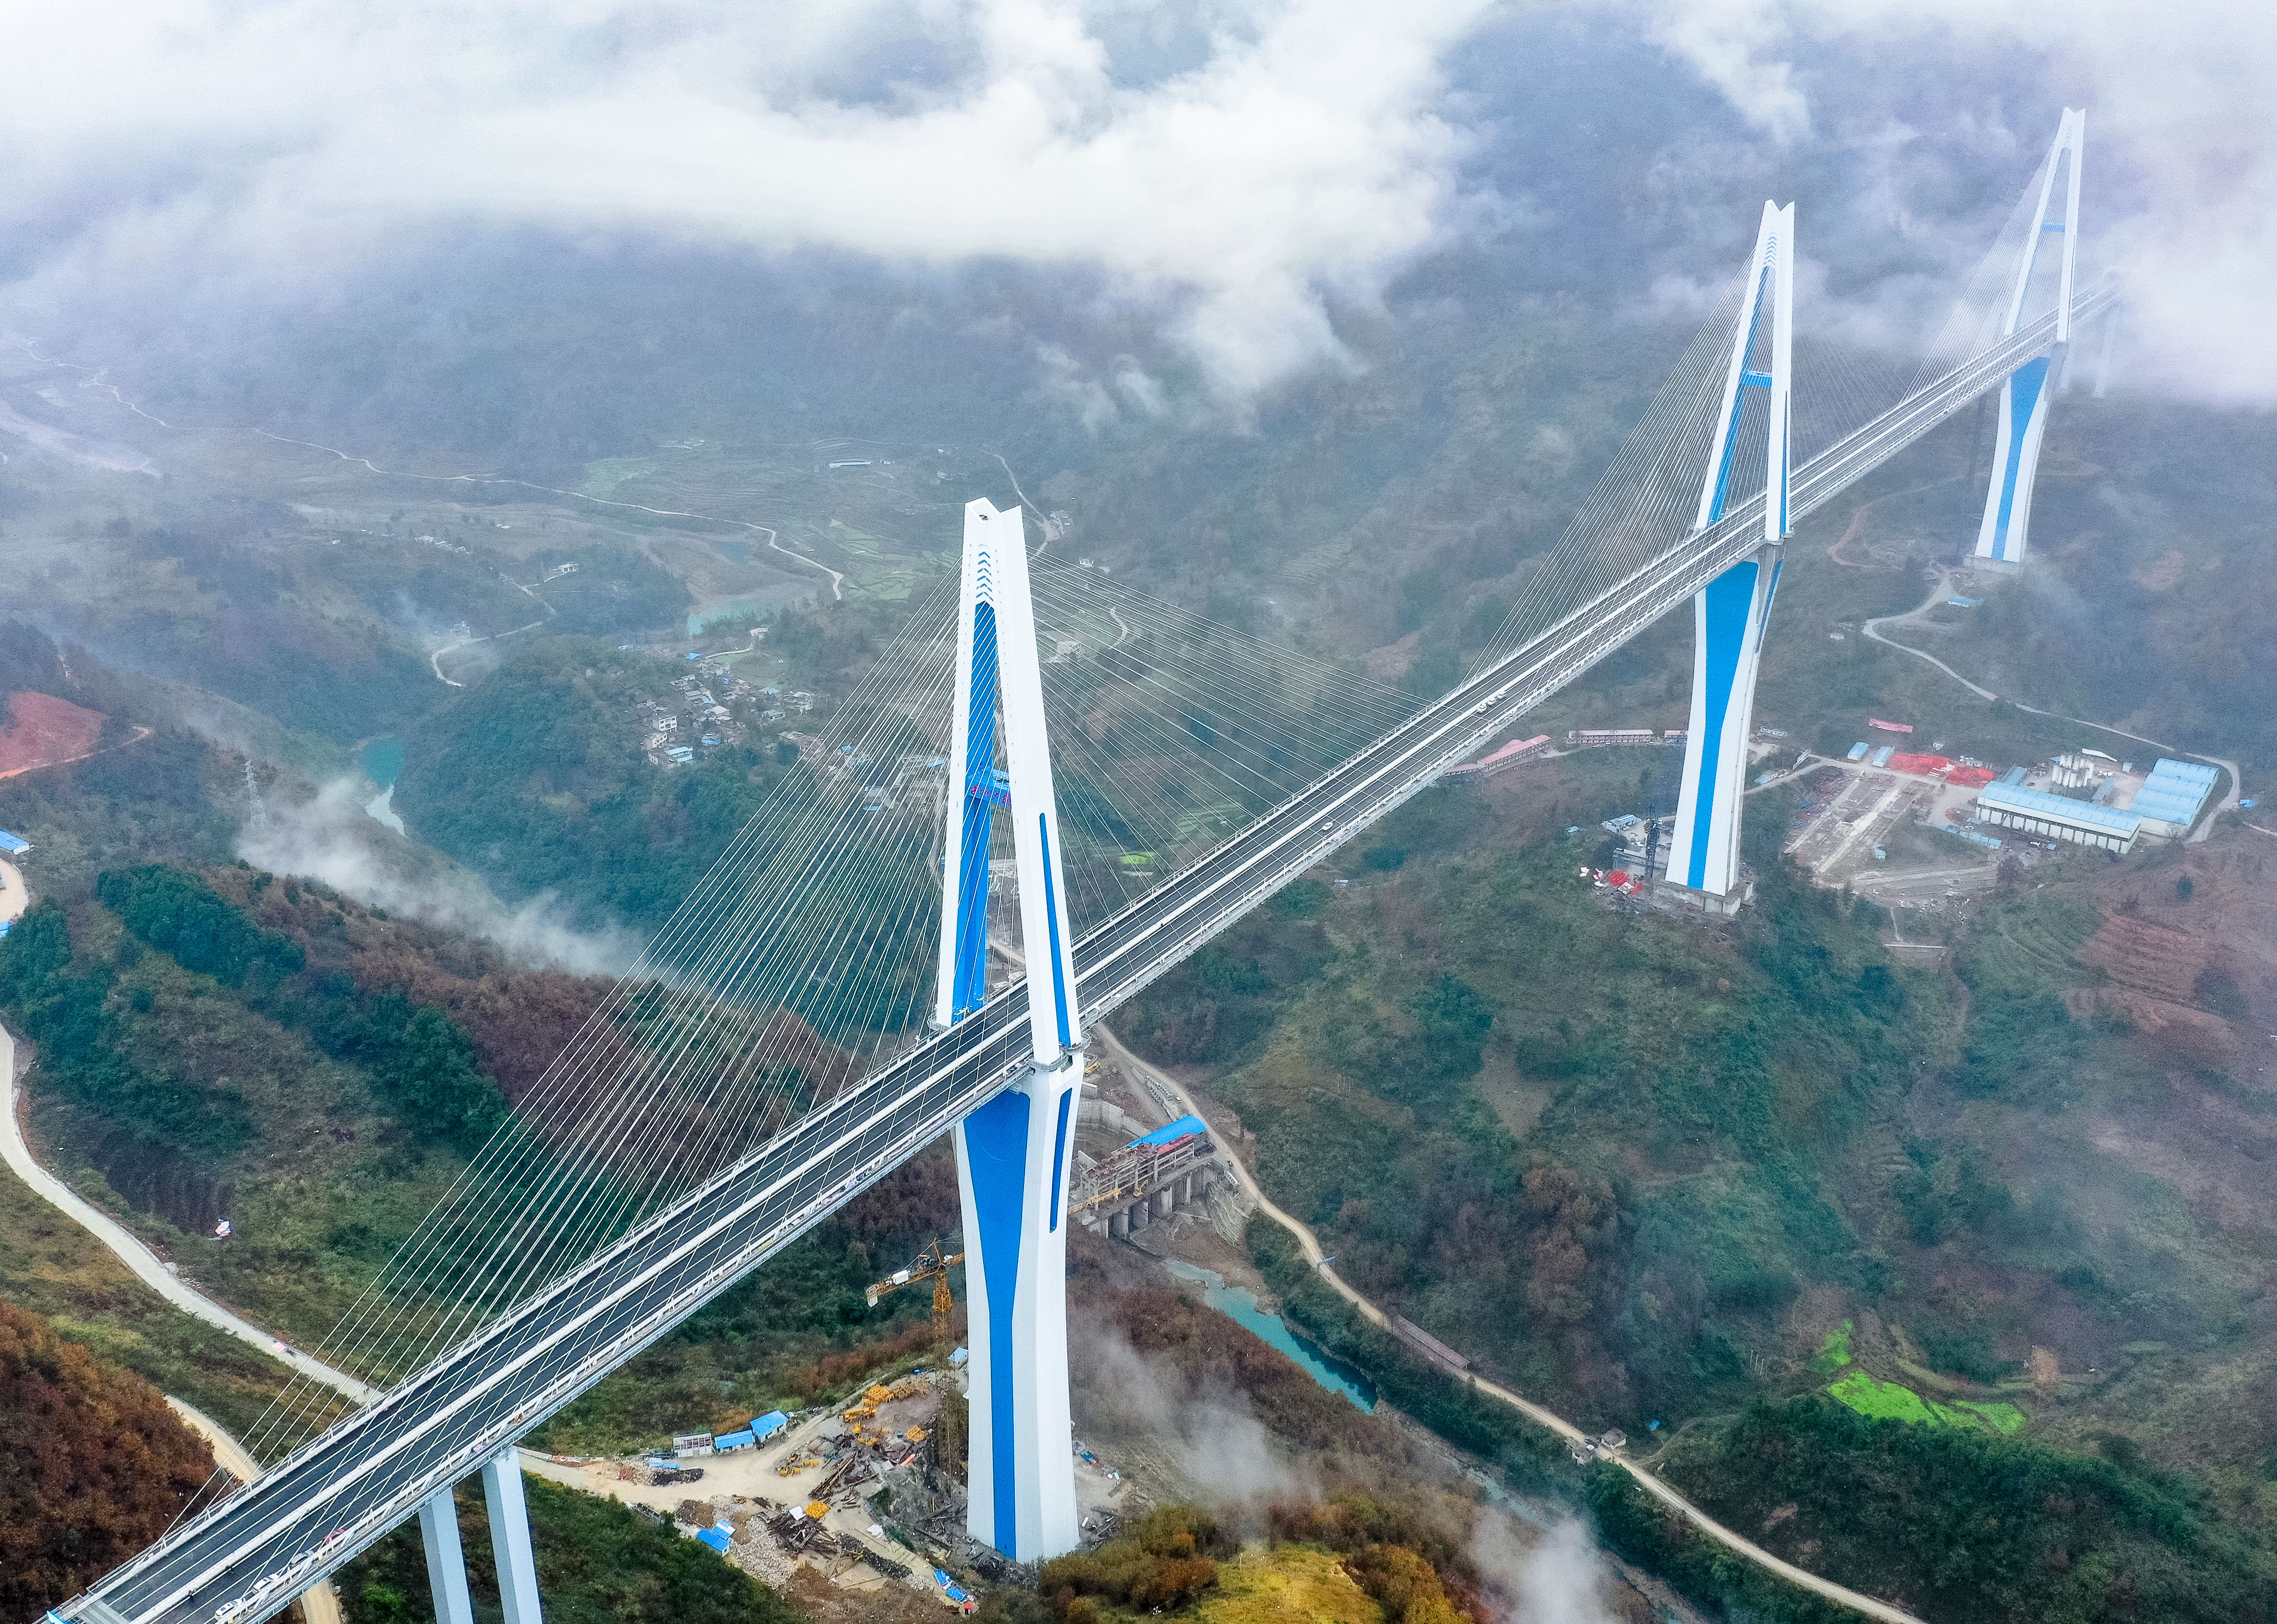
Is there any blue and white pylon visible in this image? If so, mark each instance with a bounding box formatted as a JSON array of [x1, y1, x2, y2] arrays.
[[1667, 200, 1794, 904], [935, 496, 1084, 1562], [1975, 108, 2085, 566]]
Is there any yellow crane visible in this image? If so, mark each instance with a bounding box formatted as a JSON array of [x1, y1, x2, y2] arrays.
[[865, 1237, 963, 1341]]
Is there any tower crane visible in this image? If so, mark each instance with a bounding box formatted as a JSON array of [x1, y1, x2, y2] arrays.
[[865, 1237, 963, 1341]]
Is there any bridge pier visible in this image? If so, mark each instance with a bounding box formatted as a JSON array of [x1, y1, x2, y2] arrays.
[[482, 1452, 544, 1624], [955, 1057, 1081, 1563], [417, 1491, 475, 1624], [415, 1459, 542, 1624]]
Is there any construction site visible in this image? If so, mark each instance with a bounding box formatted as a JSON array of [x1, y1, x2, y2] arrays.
[[509, 1048, 1259, 1612]]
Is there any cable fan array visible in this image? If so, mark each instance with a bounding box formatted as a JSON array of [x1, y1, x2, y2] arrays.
[[215, 559, 1421, 1478], [1475, 150, 2097, 678]]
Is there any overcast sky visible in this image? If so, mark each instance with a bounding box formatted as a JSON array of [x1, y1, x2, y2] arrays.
[[5, 0, 2272, 409]]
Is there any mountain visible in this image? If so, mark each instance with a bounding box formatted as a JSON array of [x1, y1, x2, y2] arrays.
[[0, 1299, 217, 1621]]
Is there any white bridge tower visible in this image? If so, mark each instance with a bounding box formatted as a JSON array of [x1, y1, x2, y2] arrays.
[[935, 496, 1084, 1562], [1974, 109, 2085, 566], [1665, 200, 1794, 908]]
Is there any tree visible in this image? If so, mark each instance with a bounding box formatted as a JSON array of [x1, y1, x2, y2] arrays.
[[0, 1301, 215, 1619]]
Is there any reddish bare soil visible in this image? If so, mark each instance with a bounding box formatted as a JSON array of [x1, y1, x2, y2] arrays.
[[0, 691, 106, 779], [2074, 840, 2277, 1073]]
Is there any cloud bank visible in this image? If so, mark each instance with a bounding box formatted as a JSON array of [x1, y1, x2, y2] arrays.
[[1642, 0, 2277, 404], [7, 0, 2273, 413], [5, 0, 1493, 404]]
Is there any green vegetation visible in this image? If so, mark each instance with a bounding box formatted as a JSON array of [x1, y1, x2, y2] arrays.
[[1616, 1396, 2277, 1624], [1823, 1370, 2020, 1432], [338, 1474, 802, 1624], [983, 1499, 1476, 1624], [524, 544, 690, 634], [0, 731, 242, 894], [0, 1299, 216, 1620], [0, 1150, 282, 1437], [0, 865, 584, 1342], [394, 637, 792, 930], [1039, 1506, 1232, 1619], [1118, 742, 2277, 1614], [66, 524, 443, 743], [1125, 765, 1931, 1426]]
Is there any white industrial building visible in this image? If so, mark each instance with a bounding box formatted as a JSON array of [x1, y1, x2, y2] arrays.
[[2128, 759, 2221, 838], [1973, 781, 2141, 853]]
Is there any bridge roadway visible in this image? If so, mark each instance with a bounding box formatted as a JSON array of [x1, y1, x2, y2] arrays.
[[70, 283, 2113, 1624]]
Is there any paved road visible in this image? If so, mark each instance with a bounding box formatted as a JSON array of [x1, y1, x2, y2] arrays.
[[165, 1402, 344, 1624], [0, 992, 378, 1406], [1095, 1026, 1926, 1624], [1865, 571, 2244, 837]]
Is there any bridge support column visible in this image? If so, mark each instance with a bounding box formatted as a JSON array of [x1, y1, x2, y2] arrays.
[[1973, 109, 2084, 567], [1667, 546, 1781, 902], [954, 1057, 1081, 1562], [1667, 199, 1794, 907], [481, 1451, 544, 1624], [417, 1490, 476, 1624], [935, 497, 1087, 1563]]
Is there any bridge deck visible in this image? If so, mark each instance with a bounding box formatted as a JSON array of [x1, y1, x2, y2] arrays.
[[69, 283, 2113, 1624]]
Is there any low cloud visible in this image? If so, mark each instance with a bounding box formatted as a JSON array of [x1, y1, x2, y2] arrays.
[[238, 777, 637, 977], [1074, 1320, 1309, 1507], [2, 0, 1494, 406], [1638, 0, 2277, 404], [1470, 1515, 1619, 1624]]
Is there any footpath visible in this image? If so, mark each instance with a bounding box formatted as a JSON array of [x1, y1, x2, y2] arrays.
[[1090, 1024, 1926, 1624]]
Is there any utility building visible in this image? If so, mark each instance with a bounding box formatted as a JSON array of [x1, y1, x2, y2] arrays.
[[2130, 759, 2220, 838], [1973, 781, 2139, 852]]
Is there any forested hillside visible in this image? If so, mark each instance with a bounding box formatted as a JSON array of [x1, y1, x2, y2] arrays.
[[0, 1299, 216, 1620], [394, 609, 902, 931], [1119, 741, 2277, 1617], [0, 860, 607, 1344]]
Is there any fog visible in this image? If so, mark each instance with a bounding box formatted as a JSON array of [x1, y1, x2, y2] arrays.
[[3, 2, 2272, 424], [237, 777, 639, 977]]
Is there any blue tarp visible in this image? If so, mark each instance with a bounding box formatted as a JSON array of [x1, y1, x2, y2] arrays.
[[1128, 1114, 1206, 1148], [697, 1527, 731, 1553]]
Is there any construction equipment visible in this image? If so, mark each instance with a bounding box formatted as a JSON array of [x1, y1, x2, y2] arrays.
[[865, 1239, 963, 1341]]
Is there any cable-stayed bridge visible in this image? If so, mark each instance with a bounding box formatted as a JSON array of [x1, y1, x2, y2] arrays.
[[62, 118, 2110, 1624]]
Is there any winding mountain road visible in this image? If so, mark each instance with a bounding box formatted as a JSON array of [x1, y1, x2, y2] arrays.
[[0, 860, 377, 1406], [1091, 1025, 1927, 1624]]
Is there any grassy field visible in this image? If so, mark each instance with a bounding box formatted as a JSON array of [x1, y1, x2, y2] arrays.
[[1195, 1548, 1383, 1624]]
